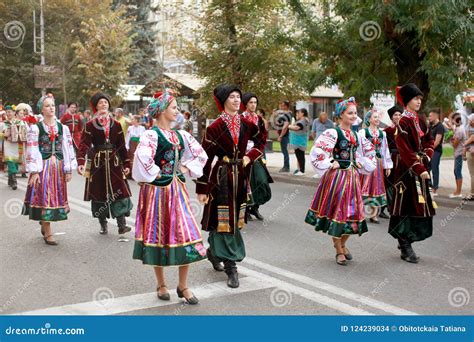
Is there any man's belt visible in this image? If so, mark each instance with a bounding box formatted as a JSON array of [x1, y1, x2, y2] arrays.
[[95, 143, 114, 151], [221, 156, 243, 165]]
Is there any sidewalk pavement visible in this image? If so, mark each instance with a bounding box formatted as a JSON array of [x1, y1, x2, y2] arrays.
[[264, 150, 473, 210]]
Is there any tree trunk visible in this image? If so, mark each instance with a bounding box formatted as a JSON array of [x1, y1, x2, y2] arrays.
[[383, 17, 430, 110], [225, 0, 243, 87]]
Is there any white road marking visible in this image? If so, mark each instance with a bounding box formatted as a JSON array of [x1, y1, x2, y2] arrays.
[[243, 258, 418, 315], [3, 177, 413, 315], [238, 267, 373, 315], [15, 277, 274, 315]]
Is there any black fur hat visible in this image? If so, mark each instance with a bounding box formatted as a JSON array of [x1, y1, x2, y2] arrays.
[[213, 84, 242, 112]]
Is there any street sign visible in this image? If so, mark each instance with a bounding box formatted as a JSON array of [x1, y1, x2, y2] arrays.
[[34, 65, 62, 89]]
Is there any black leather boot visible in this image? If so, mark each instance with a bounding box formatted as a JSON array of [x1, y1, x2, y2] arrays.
[[117, 216, 131, 234], [249, 206, 264, 221], [99, 218, 108, 235], [206, 249, 224, 272], [226, 270, 239, 288], [379, 206, 389, 219], [398, 238, 419, 263], [224, 260, 239, 288], [11, 173, 17, 190]]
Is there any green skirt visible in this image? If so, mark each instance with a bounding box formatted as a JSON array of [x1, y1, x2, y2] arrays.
[[388, 216, 433, 243], [249, 160, 272, 206], [91, 198, 132, 219], [208, 229, 246, 262]]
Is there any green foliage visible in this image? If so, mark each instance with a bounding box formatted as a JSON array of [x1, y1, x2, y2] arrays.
[[73, 8, 135, 105], [112, 0, 160, 85], [0, 0, 136, 108], [188, 0, 308, 116], [290, 0, 473, 110]]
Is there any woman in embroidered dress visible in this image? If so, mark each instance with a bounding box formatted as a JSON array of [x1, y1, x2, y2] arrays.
[[132, 90, 208, 304], [125, 115, 146, 179], [22, 94, 77, 245], [305, 97, 376, 266], [359, 110, 393, 223]]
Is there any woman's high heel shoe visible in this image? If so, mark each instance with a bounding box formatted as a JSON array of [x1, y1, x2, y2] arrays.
[[43, 235, 58, 246], [157, 285, 170, 301], [341, 245, 353, 260], [176, 287, 199, 305]]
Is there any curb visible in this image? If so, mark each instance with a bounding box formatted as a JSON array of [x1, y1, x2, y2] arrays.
[[268, 171, 473, 211]]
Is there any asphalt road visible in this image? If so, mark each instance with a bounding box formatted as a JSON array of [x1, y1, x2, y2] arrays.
[[0, 172, 472, 316]]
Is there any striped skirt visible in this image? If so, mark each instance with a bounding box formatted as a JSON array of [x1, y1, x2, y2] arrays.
[[361, 157, 387, 207], [305, 166, 368, 237], [23, 157, 69, 221], [133, 177, 207, 266]]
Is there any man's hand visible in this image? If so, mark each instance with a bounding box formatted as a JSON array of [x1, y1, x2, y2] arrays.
[[77, 165, 85, 175], [123, 167, 130, 176], [65, 173, 72, 182], [332, 161, 340, 169], [243, 156, 251, 167], [420, 171, 430, 180], [197, 194, 209, 204], [385, 169, 391, 177]]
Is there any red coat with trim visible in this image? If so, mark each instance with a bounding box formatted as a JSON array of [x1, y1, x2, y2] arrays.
[[390, 114, 435, 217], [60, 112, 82, 149], [77, 118, 131, 202], [196, 116, 265, 232]]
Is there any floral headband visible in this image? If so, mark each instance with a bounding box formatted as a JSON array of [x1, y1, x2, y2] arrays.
[[335, 97, 357, 118], [147, 89, 176, 118], [37, 93, 55, 112]]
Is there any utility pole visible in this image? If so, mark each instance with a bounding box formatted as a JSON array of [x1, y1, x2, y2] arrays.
[[33, 0, 46, 96]]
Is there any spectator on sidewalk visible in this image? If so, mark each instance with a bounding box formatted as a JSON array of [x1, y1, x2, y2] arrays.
[[288, 108, 310, 176], [463, 114, 474, 200], [275, 101, 292, 172], [429, 110, 445, 196], [310, 111, 333, 140], [114, 108, 132, 139], [449, 113, 466, 198]]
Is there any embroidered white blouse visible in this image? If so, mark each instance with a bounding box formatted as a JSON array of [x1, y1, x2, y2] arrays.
[[310, 128, 377, 177], [132, 128, 208, 182], [25, 121, 77, 173], [358, 128, 393, 169]]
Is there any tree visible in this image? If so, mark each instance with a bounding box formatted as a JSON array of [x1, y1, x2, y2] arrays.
[[187, 0, 308, 116], [73, 8, 135, 106], [0, 0, 136, 109], [112, 0, 160, 85], [0, 0, 38, 106], [290, 0, 473, 110]]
